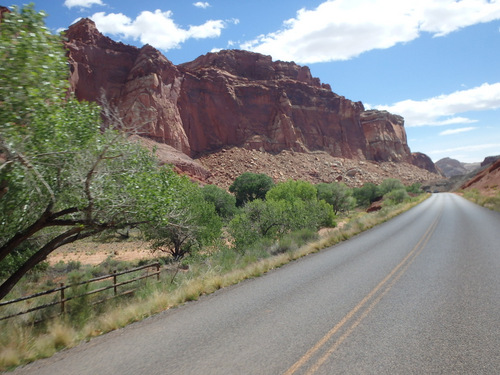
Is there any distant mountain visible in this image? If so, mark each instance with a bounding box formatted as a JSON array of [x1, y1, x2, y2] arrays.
[[435, 157, 480, 177]]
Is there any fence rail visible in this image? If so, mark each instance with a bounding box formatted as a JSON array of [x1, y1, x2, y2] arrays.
[[0, 262, 161, 322]]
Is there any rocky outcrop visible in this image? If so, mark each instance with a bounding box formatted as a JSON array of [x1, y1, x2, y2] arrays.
[[481, 155, 500, 167], [64, 19, 436, 179], [411, 152, 438, 174], [177, 50, 368, 159], [360, 110, 410, 162], [461, 158, 500, 196]]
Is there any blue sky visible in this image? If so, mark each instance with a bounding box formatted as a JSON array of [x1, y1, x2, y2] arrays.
[[7, 0, 500, 163]]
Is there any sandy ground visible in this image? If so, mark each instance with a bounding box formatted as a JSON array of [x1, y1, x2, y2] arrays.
[[48, 240, 157, 266]]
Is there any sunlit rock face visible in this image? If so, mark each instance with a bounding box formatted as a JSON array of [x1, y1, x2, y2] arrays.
[[65, 18, 436, 177]]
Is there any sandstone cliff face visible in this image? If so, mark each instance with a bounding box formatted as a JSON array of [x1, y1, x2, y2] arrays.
[[65, 19, 436, 177], [178, 50, 367, 159]]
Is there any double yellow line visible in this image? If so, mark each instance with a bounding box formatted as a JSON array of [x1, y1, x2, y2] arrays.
[[284, 214, 441, 375]]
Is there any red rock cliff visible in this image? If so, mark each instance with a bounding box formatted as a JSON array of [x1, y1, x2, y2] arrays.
[[65, 19, 436, 173]]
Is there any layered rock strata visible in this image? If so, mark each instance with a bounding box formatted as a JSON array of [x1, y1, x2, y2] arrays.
[[64, 18, 437, 180]]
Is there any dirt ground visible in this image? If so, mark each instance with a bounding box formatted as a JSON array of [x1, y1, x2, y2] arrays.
[[48, 240, 157, 266]]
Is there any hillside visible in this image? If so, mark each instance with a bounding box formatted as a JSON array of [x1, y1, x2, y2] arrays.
[[64, 18, 438, 186], [461, 157, 500, 196]]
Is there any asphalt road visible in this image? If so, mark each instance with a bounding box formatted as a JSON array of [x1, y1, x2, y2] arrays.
[[12, 193, 500, 374]]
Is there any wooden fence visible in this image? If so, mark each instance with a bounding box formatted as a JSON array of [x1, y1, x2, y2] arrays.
[[0, 262, 161, 323]]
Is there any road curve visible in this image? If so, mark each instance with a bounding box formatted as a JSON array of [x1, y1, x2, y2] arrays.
[[12, 193, 500, 374]]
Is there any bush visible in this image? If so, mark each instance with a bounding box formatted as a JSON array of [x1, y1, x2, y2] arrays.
[[383, 188, 410, 205], [406, 182, 423, 194], [266, 179, 317, 202], [201, 184, 237, 219], [353, 183, 381, 207], [229, 172, 274, 207], [229, 180, 335, 251], [378, 178, 405, 196], [143, 177, 223, 261], [316, 182, 356, 214]]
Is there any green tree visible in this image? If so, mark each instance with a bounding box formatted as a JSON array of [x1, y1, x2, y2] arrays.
[[229, 172, 274, 207], [383, 188, 410, 205], [144, 179, 222, 260], [266, 180, 335, 229], [0, 6, 178, 299], [406, 182, 423, 194], [316, 182, 356, 214], [201, 184, 237, 220], [353, 183, 381, 207], [378, 178, 405, 196], [266, 179, 317, 202], [229, 180, 335, 250], [229, 199, 288, 249]]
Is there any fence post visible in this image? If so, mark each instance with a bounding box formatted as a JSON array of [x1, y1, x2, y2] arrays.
[[113, 270, 117, 296], [156, 263, 160, 281], [60, 283, 65, 315]]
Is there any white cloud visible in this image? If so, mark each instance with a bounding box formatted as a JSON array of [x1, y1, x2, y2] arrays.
[[64, 0, 104, 9], [439, 127, 477, 136], [241, 0, 500, 63], [193, 2, 210, 9], [376, 82, 500, 127], [91, 10, 225, 51]]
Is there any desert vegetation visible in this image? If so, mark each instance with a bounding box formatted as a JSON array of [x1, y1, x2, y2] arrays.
[[0, 5, 429, 370], [460, 189, 500, 212]]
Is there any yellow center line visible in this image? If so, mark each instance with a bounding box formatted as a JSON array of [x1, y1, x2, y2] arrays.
[[283, 214, 440, 375]]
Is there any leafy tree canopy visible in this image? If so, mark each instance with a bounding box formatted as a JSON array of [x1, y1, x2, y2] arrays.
[[378, 178, 405, 196], [353, 183, 381, 207], [229, 172, 274, 207], [144, 178, 222, 260], [0, 5, 180, 299], [266, 179, 317, 202], [316, 182, 356, 215], [230, 180, 335, 250], [201, 184, 237, 220]]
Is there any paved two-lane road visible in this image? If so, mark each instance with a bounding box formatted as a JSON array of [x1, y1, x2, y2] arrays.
[[13, 193, 500, 374]]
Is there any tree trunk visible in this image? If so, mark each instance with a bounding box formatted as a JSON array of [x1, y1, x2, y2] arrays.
[[0, 227, 83, 300], [0, 204, 53, 263]]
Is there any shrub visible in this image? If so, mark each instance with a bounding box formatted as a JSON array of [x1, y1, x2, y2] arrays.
[[406, 182, 423, 194], [229, 172, 274, 207], [353, 183, 381, 207], [383, 188, 410, 205], [144, 178, 223, 261], [201, 184, 237, 219], [378, 178, 405, 196], [266, 179, 317, 202], [316, 182, 356, 214]]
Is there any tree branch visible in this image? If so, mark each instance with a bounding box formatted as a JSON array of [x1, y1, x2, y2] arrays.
[[0, 226, 86, 300], [0, 203, 53, 263]]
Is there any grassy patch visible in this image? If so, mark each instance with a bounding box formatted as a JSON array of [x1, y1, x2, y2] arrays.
[[460, 189, 500, 212]]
